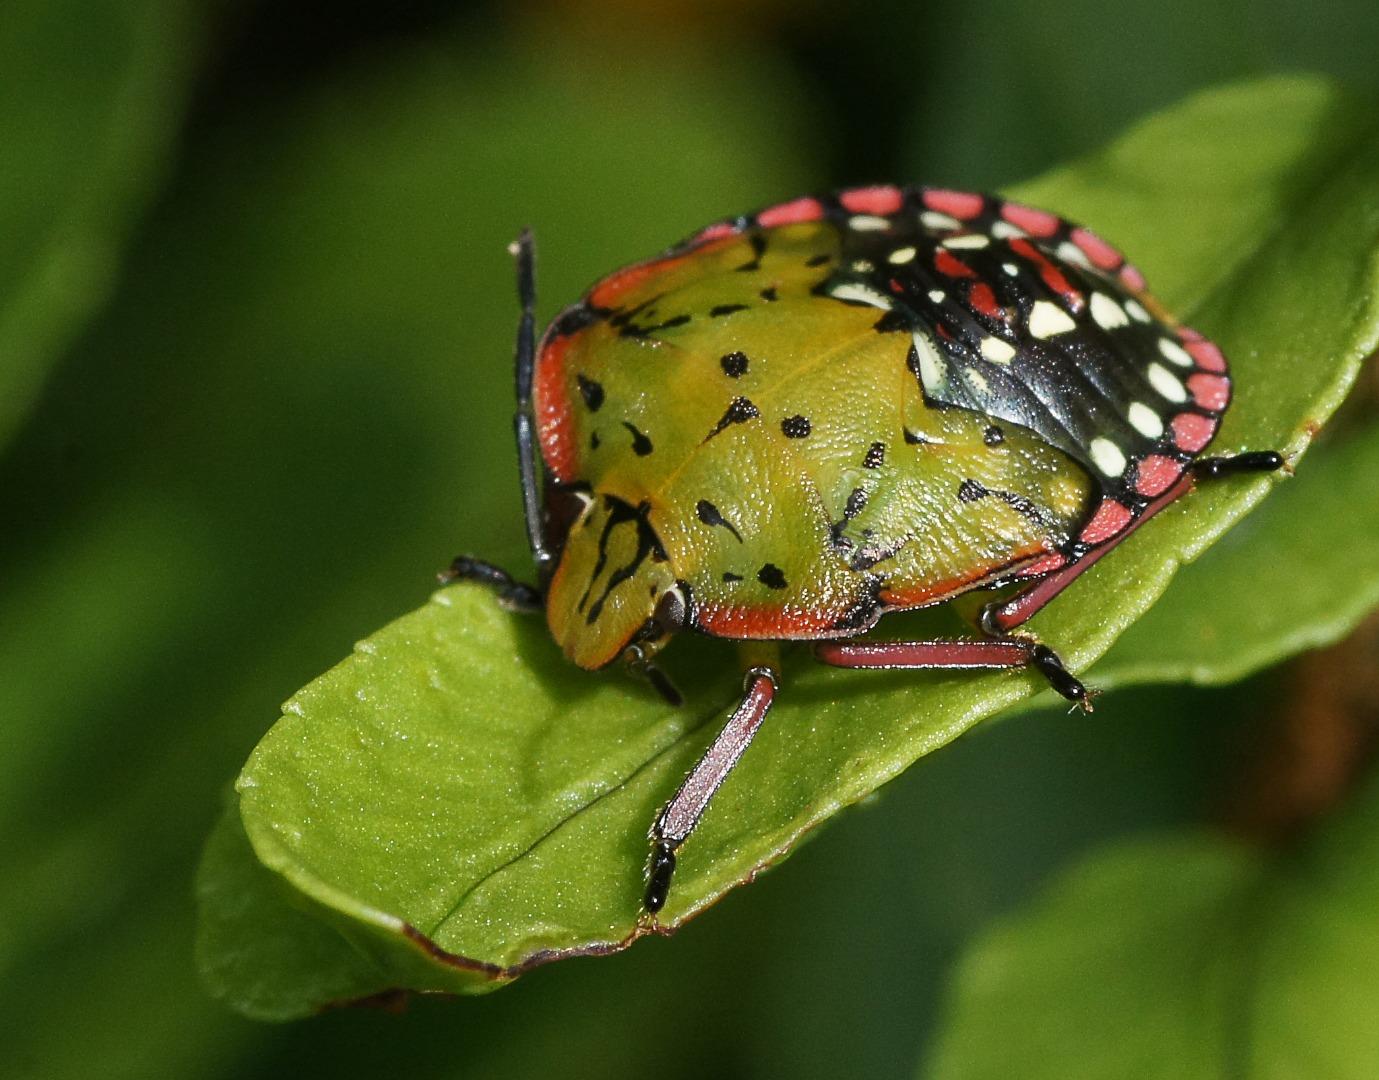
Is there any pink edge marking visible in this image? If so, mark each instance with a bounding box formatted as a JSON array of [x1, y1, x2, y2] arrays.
[[694, 221, 738, 243], [815, 639, 1030, 669], [839, 186, 904, 215], [1020, 552, 1068, 576], [923, 188, 985, 220], [1120, 264, 1147, 291], [1176, 325, 1206, 343], [1078, 499, 1134, 546], [1070, 227, 1122, 271], [1187, 373, 1231, 411], [1134, 454, 1185, 498], [756, 196, 824, 229], [1185, 339, 1228, 373], [990, 474, 1193, 632], [1172, 412, 1217, 453], [1000, 201, 1059, 237]]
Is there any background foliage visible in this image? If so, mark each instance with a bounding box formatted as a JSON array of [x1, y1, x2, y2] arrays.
[[4, 3, 1379, 1078]]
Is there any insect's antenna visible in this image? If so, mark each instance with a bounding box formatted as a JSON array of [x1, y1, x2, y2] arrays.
[[510, 229, 555, 578]]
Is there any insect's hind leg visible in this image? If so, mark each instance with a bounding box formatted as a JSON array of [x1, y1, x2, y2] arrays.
[[964, 446, 1285, 701], [439, 555, 543, 613], [983, 447, 1287, 637], [1192, 450, 1286, 479]]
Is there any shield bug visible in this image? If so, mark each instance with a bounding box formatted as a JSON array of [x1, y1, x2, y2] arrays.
[[445, 185, 1283, 914]]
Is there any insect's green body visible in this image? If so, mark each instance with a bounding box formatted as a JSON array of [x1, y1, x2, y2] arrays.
[[537, 212, 1101, 670], [452, 185, 1281, 914]]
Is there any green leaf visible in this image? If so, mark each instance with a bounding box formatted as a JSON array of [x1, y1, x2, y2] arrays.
[[924, 772, 1379, 1079], [196, 796, 396, 1019], [203, 75, 1379, 1015], [0, 16, 810, 1057], [0, 0, 197, 448]]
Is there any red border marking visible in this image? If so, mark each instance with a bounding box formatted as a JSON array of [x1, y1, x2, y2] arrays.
[[694, 221, 738, 242], [924, 189, 984, 220], [1134, 454, 1184, 498], [1001, 202, 1059, 237], [695, 602, 842, 640], [839, 186, 903, 215], [533, 333, 579, 484], [1172, 412, 1217, 452], [879, 545, 1049, 609], [590, 234, 737, 308], [1079, 499, 1133, 545], [1187, 373, 1231, 411], [1070, 227, 1122, 271], [757, 196, 824, 229]]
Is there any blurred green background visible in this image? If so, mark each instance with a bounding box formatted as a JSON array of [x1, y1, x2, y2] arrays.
[[4, 2, 1379, 1077]]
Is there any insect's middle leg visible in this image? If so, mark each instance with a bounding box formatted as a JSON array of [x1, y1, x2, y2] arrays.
[[814, 637, 1089, 708]]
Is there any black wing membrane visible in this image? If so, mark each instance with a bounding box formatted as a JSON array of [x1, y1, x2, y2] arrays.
[[817, 192, 1223, 508]]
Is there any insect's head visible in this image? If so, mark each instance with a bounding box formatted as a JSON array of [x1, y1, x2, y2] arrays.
[[542, 490, 687, 676]]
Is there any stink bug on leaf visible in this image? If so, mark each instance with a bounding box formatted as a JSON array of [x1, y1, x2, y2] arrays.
[[444, 185, 1284, 915]]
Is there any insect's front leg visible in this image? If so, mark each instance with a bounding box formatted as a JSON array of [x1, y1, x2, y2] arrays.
[[439, 555, 543, 613], [644, 662, 779, 915]]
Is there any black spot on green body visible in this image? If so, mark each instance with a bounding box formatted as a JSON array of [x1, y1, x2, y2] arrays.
[[577, 373, 604, 411], [757, 563, 787, 589], [623, 422, 653, 456], [706, 396, 760, 440], [696, 499, 743, 542]]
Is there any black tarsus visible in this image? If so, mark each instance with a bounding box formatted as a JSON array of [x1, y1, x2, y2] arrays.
[[622, 642, 685, 707], [644, 665, 684, 707], [440, 556, 543, 613], [644, 844, 677, 913], [1192, 450, 1285, 480], [511, 229, 556, 579], [1027, 642, 1091, 709]]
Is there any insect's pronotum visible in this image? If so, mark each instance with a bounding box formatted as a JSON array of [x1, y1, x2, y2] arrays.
[[445, 186, 1283, 914]]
